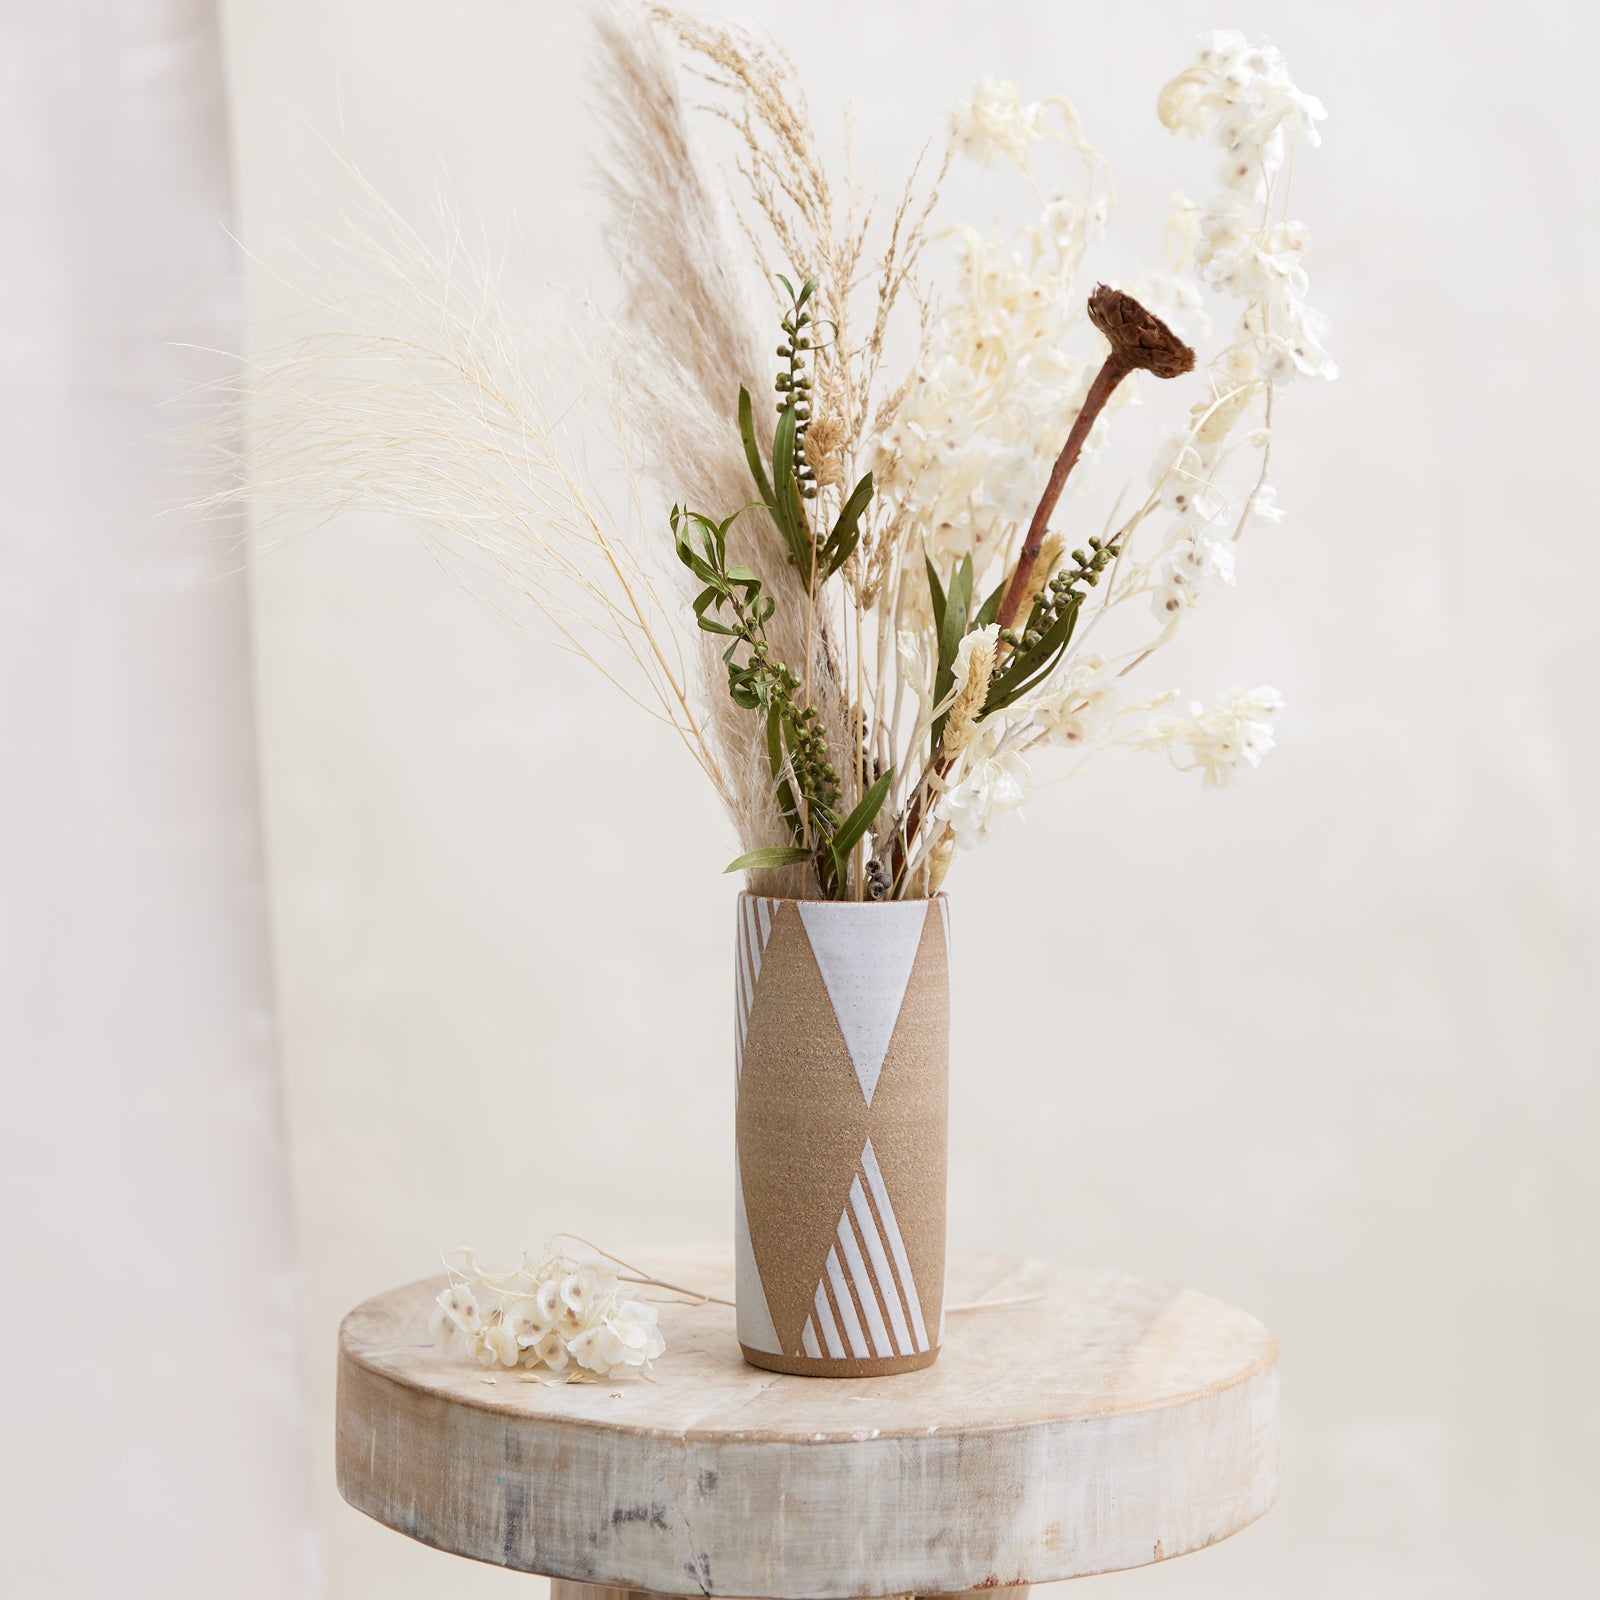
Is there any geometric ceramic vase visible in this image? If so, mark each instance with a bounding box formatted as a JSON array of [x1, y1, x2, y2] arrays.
[[734, 892, 949, 1376]]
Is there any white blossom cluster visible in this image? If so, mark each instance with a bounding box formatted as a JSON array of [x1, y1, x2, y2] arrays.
[[429, 1249, 666, 1380], [933, 651, 1122, 854], [938, 725, 1034, 851], [1136, 30, 1332, 628], [1144, 422, 1255, 623], [1159, 29, 1336, 388], [875, 92, 1112, 578], [1135, 685, 1284, 788], [950, 76, 1055, 168], [893, 35, 1333, 871], [1028, 651, 1120, 750]]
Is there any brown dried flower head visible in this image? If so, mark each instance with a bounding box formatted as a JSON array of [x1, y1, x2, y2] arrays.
[[1088, 284, 1196, 379]]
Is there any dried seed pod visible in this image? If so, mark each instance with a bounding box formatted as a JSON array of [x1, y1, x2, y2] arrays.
[[1087, 284, 1196, 379]]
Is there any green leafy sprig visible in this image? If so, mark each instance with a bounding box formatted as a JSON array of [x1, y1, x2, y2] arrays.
[[672, 502, 891, 898], [737, 276, 874, 594], [922, 537, 1120, 758], [984, 536, 1119, 715]]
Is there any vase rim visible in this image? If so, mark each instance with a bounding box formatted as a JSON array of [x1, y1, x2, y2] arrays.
[[735, 891, 947, 907]]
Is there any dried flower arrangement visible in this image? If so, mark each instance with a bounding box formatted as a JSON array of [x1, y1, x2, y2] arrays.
[[211, 14, 1333, 901]]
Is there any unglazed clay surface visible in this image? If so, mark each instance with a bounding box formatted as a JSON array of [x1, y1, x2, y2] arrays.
[[736, 896, 949, 1377]]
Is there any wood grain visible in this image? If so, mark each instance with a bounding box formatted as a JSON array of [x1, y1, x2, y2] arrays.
[[336, 1247, 1278, 1596]]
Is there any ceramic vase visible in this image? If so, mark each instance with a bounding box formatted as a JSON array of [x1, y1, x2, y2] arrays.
[[733, 892, 949, 1376]]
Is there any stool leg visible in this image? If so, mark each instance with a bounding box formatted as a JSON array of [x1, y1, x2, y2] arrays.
[[918, 1592, 1029, 1600], [551, 1586, 663, 1600]]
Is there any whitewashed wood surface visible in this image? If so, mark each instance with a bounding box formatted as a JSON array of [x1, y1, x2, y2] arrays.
[[336, 1246, 1278, 1596]]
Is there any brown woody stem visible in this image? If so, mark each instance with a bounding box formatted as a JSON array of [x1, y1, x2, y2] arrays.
[[875, 353, 1133, 895], [993, 353, 1130, 637], [875, 290, 1190, 895]]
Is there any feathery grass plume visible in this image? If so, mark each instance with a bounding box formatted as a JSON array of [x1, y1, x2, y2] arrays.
[[187, 171, 735, 800], [592, 5, 844, 893], [647, 1, 949, 772], [593, 4, 771, 433]]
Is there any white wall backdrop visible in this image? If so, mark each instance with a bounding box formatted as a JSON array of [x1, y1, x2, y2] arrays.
[[216, 1, 1597, 1597], [1, 3, 314, 1595]]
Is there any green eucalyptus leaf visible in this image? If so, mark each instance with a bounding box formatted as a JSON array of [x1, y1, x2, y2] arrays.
[[822, 472, 873, 578], [771, 407, 813, 579], [739, 387, 776, 506], [951, 555, 974, 626], [679, 550, 715, 585], [974, 573, 1008, 629], [925, 555, 947, 632], [821, 841, 844, 898], [934, 556, 972, 707], [987, 596, 1083, 711], [829, 767, 894, 864], [724, 846, 813, 874], [766, 703, 801, 834]]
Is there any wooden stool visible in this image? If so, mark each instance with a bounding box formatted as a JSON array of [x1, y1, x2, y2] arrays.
[[336, 1246, 1277, 1596]]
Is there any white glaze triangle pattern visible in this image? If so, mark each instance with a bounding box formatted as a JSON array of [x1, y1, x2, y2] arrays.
[[795, 899, 927, 1107], [733, 1153, 781, 1354]]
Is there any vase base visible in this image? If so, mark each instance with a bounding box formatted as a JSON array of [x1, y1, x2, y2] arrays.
[[740, 1343, 940, 1378]]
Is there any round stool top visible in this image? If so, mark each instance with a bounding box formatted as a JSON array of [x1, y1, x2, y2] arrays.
[[337, 1246, 1277, 1596]]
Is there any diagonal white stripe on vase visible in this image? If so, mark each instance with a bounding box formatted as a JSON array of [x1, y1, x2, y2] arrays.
[[849, 1173, 914, 1356], [732, 921, 745, 1056], [745, 896, 777, 979], [939, 896, 951, 961], [861, 1137, 929, 1352], [746, 896, 766, 991], [735, 899, 781, 1084], [837, 1207, 895, 1358], [735, 900, 768, 1075], [823, 1245, 871, 1358], [734, 910, 752, 1079], [800, 1317, 822, 1358], [741, 897, 761, 987], [732, 1155, 781, 1354], [812, 1279, 845, 1358], [796, 900, 928, 1107]]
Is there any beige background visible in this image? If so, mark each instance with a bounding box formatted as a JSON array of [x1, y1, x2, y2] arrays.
[[1, 4, 312, 1596], [10, 0, 1585, 1594], [222, 1, 1598, 1594]]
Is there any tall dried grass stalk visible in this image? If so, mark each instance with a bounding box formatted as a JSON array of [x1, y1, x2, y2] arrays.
[[647, 1, 949, 837], [597, 3, 864, 893], [650, 2, 947, 542]]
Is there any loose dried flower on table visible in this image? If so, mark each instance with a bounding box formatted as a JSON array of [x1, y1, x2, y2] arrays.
[[203, 16, 1334, 901], [431, 1246, 673, 1381]]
